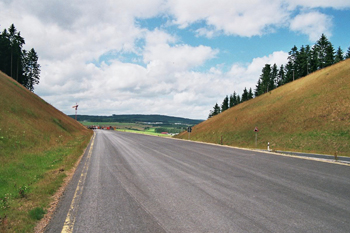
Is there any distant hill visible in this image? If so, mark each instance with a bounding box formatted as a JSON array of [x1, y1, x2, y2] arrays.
[[69, 114, 203, 126], [176, 59, 350, 156]]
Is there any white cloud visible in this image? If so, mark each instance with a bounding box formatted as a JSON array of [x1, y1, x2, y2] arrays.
[[143, 29, 219, 76], [0, 0, 348, 119], [285, 0, 350, 9], [166, 0, 290, 37], [290, 12, 333, 41]]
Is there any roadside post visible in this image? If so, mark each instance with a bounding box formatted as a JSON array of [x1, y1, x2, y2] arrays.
[[254, 127, 258, 147], [267, 142, 270, 151], [188, 126, 192, 140]]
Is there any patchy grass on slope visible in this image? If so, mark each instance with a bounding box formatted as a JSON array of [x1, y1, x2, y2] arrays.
[[0, 71, 92, 232], [176, 60, 350, 156]]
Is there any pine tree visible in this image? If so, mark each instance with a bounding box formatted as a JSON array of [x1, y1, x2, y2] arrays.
[[208, 103, 221, 118], [241, 88, 248, 102], [315, 34, 332, 69], [23, 48, 41, 91], [221, 96, 229, 112], [236, 95, 241, 104], [345, 47, 350, 59], [248, 88, 253, 100], [254, 79, 262, 97], [260, 64, 272, 93], [324, 42, 335, 67], [297, 45, 308, 78], [334, 46, 344, 63], [271, 63, 278, 89], [309, 45, 319, 73], [0, 24, 40, 92], [229, 94, 234, 108], [276, 64, 285, 87], [232, 92, 238, 106]]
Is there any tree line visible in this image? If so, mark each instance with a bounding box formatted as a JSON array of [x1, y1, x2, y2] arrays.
[[0, 24, 40, 91], [208, 34, 350, 119]]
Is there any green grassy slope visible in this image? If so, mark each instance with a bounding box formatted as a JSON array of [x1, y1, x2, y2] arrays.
[[176, 59, 350, 156], [0, 71, 92, 232]]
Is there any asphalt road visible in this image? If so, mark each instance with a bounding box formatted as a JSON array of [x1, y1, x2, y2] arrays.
[[46, 130, 350, 233]]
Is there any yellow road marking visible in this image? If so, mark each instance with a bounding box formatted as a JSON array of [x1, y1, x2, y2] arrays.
[[61, 132, 96, 233]]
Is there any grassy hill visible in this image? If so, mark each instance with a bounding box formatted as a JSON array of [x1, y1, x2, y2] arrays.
[[176, 59, 350, 156], [0, 71, 92, 232]]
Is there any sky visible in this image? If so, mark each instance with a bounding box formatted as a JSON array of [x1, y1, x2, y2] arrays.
[[1, 0, 350, 120]]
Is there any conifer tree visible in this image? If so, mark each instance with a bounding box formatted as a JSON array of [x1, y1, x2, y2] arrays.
[[229, 94, 234, 108], [0, 24, 40, 92], [334, 46, 344, 63], [248, 88, 253, 100], [221, 96, 229, 112], [345, 47, 350, 59], [276, 64, 285, 87], [241, 88, 248, 102]]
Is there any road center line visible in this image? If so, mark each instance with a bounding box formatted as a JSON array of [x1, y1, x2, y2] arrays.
[[61, 132, 96, 233]]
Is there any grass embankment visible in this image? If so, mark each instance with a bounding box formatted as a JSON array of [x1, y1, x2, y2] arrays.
[[176, 59, 350, 156], [0, 71, 92, 232]]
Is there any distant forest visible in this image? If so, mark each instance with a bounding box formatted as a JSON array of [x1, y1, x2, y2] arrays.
[[0, 24, 40, 91], [71, 114, 203, 125], [209, 34, 350, 119]]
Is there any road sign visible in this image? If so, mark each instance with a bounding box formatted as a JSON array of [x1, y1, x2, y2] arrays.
[[187, 126, 192, 133], [254, 127, 258, 132]]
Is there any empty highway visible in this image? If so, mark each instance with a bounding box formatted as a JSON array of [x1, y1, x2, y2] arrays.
[[46, 130, 350, 233]]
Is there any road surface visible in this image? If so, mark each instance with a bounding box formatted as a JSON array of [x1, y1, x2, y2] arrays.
[[46, 130, 350, 233]]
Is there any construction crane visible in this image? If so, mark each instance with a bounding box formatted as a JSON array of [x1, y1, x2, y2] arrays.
[[72, 103, 78, 121]]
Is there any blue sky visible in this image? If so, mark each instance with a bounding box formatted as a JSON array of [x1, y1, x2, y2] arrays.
[[1, 0, 350, 119]]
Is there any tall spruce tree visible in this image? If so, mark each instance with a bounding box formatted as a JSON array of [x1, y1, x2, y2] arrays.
[[221, 96, 229, 112], [241, 88, 248, 102], [334, 46, 344, 63], [276, 64, 285, 87], [23, 48, 41, 91], [315, 34, 333, 69], [248, 88, 253, 100], [345, 46, 350, 59], [0, 24, 40, 92]]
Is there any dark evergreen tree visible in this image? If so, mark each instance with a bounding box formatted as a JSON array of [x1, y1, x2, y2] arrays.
[[236, 95, 241, 104], [271, 63, 278, 88], [346, 47, 350, 59], [324, 42, 335, 67], [232, 92, 238, 106], [0, 24, 40, 92], [276, 64, 285, 87], [315, 34, 332, 69], [309, 45, 319, 73], [208, 103, 221, 118], [248, 88, 253, 100], [229, 94, 233, 108], [241, 88, 248, 102], [297, 45, 309, 78], [254, 79, 262, 97], [305, 45, 311, 75], [259, 64, 273, 93], [221, 96, 229, 112], [334, 46, 344, 63], [23, 48, 41, 91], [0, 29, 11, 75]]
